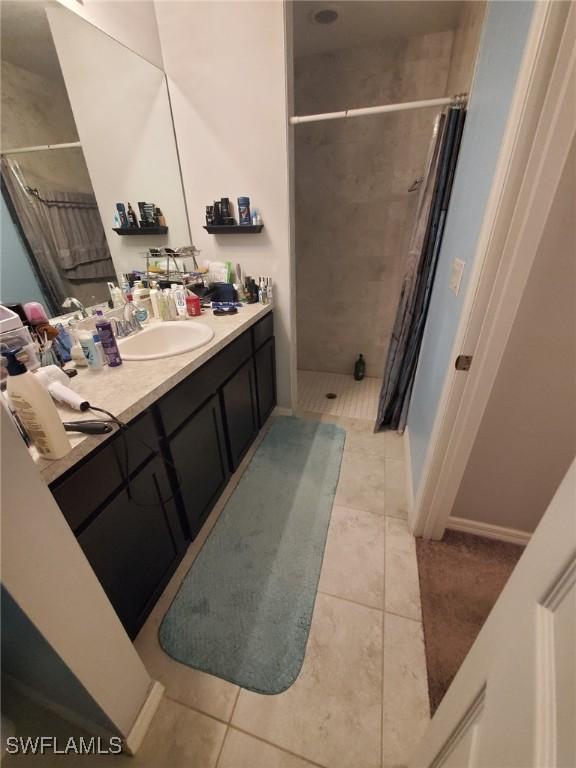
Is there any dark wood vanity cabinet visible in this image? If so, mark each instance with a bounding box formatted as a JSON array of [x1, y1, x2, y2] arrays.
[[164, 395, 229, 540], [49, 310, 275, 638], [220, 358, 259, 471], [255, 337, 276, 426], [77, 456, 185, 639]]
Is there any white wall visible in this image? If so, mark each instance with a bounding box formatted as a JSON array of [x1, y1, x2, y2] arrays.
[[451, 136, 576, 534], [47, 7, 190, 279], [154, 1, 294, 409], [55, 0, 163, 70], [0, 408, 154, 737]]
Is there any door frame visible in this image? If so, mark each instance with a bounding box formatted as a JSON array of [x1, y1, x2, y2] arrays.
[[412, 0, 575, 540]]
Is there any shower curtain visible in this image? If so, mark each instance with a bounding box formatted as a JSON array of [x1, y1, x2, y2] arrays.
[[1, 158, 114, 309], [375, 104, 466, 432]]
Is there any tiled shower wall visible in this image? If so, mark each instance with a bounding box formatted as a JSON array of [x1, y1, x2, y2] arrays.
[[295, 31, 454, 378]]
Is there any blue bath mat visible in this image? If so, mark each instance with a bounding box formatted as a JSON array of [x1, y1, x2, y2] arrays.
[[159, 416, 346, 694]]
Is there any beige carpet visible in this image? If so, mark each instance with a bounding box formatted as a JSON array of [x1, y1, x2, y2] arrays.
[[416, 530, 524, 714]]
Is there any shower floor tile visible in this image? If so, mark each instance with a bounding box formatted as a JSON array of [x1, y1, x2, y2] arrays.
[[297, 369, 382, 421]]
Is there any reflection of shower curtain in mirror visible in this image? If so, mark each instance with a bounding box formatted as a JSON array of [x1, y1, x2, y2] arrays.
[[1, 158, 114, 307]]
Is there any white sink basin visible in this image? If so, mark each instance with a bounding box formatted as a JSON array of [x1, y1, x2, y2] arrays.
[[118, 321, 214, 361]]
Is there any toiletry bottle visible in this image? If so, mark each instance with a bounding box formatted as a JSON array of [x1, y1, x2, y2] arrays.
[[157, 292, 168, 321], [126, 296, 147, 325], [172, 286, 188, 319], [266, 277, 273, 303], [93, 332, 107, 366], [138, 202, 148, 227], [149, 281, 160, 319], [127, 203, 139, 228], [69, 327, 88, 368], [163, 290, 178, 321], [2, 348, 71, 460], [108, 283, 125, 309], [95, 319, 122, 367], [354, 354, 366, 381], [186, 292, 202, 317], [238, 196, 251, 225], [116, 203, 129, 228], [78, 330, 102, 371], [133, 281, 152, 317]]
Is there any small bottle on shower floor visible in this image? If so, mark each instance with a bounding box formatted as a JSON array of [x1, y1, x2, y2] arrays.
[[354, 354, 365, 381]]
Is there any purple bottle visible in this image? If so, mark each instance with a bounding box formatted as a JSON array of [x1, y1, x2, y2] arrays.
[[95, 319, 122, 367]]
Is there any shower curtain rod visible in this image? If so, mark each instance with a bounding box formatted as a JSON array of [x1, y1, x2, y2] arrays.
[[0, 141, 82, 156], [290, 95, 466, 125]]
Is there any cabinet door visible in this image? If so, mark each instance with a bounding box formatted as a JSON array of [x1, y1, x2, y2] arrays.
[[167, 395, 229, 540], [255, 337, 276, 426], [220, 359, 259, 471], [77, 456, 185, 639]]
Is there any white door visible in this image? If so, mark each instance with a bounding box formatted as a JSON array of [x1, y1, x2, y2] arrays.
[[410, 460, 576, 768]]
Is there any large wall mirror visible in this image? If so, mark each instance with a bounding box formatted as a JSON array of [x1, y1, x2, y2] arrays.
[[0, 1, 190, 318]]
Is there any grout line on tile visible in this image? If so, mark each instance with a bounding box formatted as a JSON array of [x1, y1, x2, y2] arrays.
[[214, 724, 230, 768], [383, 609, 424, 625], [315, 590, 384, 617], [317, 589, 384, 613], [227, 725, 329, 768], [163, 694, 231, 726], [330, 501, 387, 518], [228, 686, 242, 724]]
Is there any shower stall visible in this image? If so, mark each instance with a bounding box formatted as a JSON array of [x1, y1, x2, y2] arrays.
[[292, 1, 485, 422]]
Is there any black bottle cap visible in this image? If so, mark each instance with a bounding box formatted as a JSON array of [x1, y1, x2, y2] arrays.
[[1, 348, 27, 376]]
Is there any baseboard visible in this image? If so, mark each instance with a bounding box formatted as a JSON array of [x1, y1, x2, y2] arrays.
[[403, 427, 415, 522], [273, 406, 293, 416], [124, 681, 164, 755], [447, 516, 531, 546]]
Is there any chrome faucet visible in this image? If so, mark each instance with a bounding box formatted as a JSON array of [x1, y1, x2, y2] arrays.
[[122, 301, 142, 334], [62, 297, 88, 319]]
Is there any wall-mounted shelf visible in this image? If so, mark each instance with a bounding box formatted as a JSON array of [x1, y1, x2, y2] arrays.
[[203, 224, 264, 235], [113, 227, 168, 236]]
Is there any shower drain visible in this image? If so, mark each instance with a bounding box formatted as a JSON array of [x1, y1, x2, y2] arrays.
[[325, 392, 337, 399]]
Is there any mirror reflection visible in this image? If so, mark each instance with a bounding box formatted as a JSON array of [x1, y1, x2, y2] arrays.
[[0, 0, 190, 319]]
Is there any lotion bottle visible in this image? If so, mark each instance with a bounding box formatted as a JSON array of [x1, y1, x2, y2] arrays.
[[2, 349, 70, 460], [69, 326, 87, 368], [149, 281, 160, 319], [172, 286, 188, 319], [78, 330, 102, 370]]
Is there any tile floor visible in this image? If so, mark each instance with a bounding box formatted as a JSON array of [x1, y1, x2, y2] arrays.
[[131, 410, 430, 768], [297, 370, 383, 421], [4, 410, 429, 768]]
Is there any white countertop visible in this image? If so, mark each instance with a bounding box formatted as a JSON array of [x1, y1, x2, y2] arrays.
[[35, 303, 273, 485]]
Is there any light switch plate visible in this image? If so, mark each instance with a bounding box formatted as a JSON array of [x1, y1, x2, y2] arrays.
[[449, 258, 465, 296]]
